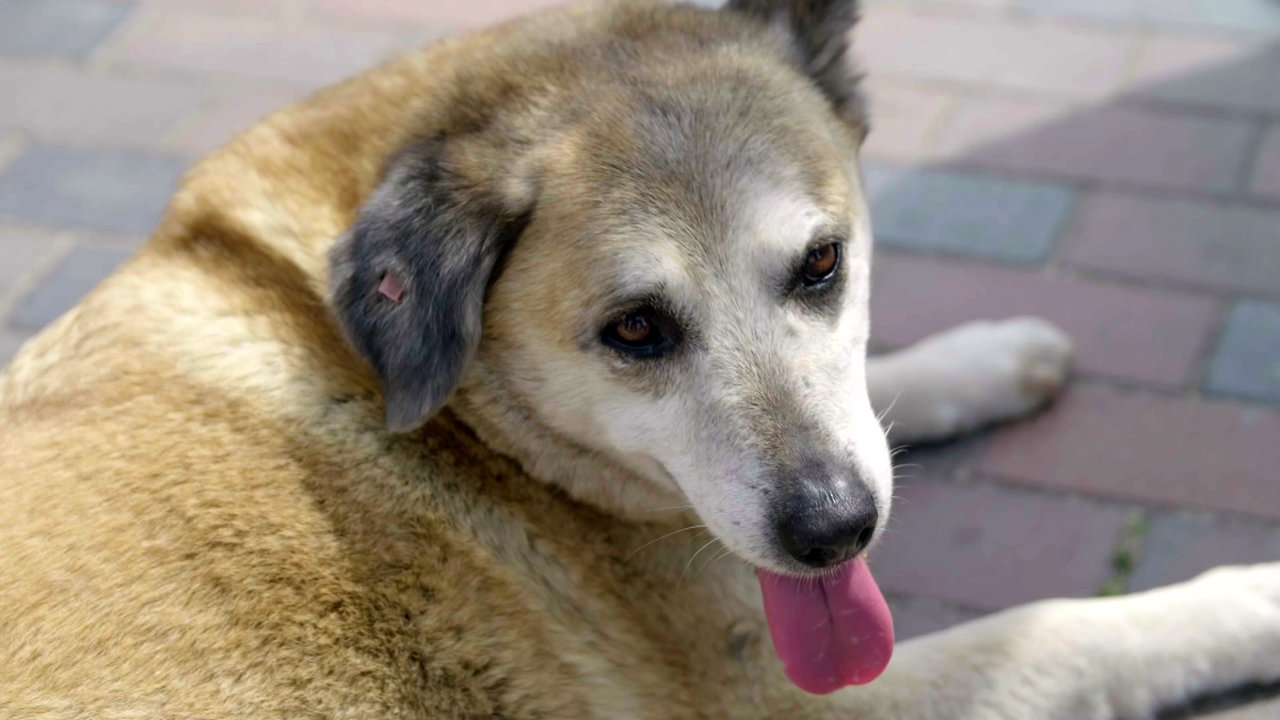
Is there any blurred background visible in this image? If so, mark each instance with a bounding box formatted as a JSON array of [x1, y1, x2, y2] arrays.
[[0, 0, 1278, 715]]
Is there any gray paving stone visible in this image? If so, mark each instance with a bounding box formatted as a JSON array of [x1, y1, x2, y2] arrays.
[[11, 245, 131, 329], [1130, 512, 1280, 592], [1017, 0, 1280, 34], [0, 62, 208, 149], [0, 328, 32, 367], [0, 228, 60, 298], [1207, 302, 1280, 404], [0, 145, 187, 237], [864, 162, 1074, 264], [0, 0, 136, 61]]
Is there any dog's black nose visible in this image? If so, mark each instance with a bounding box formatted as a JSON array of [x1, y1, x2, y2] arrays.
[[774, 480, 879, 569]]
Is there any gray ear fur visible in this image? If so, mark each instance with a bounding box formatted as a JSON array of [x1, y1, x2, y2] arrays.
[[725, 0, 863, 118], [329, 138, 529, 433]]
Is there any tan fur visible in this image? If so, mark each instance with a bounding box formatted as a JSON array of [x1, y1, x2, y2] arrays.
[[0, 5, 820, 717], [2, 3, 1279, 719]]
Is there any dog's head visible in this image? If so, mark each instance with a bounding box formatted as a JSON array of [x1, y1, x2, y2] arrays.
[[331, 0, 889, 579]]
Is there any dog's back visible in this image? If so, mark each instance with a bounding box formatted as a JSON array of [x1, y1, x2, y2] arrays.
[[0, 6, 798, 717]]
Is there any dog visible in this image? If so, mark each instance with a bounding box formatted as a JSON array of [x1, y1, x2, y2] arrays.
[[2, 0, 1278, 717]]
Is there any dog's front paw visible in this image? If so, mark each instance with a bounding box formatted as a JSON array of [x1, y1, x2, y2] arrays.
[[1186, 562, 1280, 683], [887, 317, 1074, 442]]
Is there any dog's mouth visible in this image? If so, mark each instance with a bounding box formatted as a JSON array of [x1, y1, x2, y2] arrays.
[[756, 557, 894, 695]]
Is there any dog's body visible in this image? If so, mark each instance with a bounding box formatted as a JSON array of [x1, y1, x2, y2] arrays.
[[2, 2, 1278, 718]]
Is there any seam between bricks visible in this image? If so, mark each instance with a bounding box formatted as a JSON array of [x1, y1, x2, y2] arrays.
[[0, 232, 75, 330]]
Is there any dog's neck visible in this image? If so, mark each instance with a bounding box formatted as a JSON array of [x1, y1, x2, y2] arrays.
[[448, 382, 690, 523]]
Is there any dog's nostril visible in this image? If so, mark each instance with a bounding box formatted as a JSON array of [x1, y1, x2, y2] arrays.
[[855, 526, 875, 554], [798, 546, 841, 568], [776, 501, 879, 570]]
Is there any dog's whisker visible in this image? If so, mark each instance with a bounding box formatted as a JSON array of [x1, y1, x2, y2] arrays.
[[698, 546, 736, 578], [624, 525, 707, 562], [695, 542, 731, 578], [875, 392, 902, 425], [638, 504, 696, 515], [679, 538, 721, 586]]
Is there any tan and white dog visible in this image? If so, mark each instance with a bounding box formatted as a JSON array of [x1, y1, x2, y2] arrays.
[[1, 0, 1278, 717]]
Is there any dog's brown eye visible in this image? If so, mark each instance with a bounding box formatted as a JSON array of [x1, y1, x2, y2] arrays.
[[616, 312, 652, 344], [601, 306, 680, 359], [802, 242, 840, 286]]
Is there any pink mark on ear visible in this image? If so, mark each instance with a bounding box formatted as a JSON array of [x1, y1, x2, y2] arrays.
[[378, 272, 405, 303]]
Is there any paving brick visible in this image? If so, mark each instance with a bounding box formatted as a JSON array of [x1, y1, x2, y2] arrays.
[[858, 9, 1137, 99], [119, 9, 395, 87], [166, 83, 312, 158], [0, 228, 61, 300], [884, 595, 986, 642], [0, 0, 135, 62], [867, 0, 1012, 11], [871, 253, 1221, 389], [862, 77, 955, 162], [1129, 512, 1280, 592], [311, 0, 569, 28], [0, 144, 187, 237], [1016, 0, 1280, 35], [11, 244, 131, 329], [1063, 192, 1280, 297], [980, 384, 1280, 520], [932, 97, 1255, 193], [1252, 124, 1280, 200], [0, 328, 33, 367], [1207, 301, 1280, 404], [892, 434, 993, 481], [870, 478, 1131, 609], [0, 62, 206, 149], [1131, 36, 1280, 114], [863, 162, 1075, 263], [149, 0, 297, 20]]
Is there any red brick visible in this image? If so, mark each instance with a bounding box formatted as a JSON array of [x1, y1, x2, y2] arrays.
[[870, 253, 1221, 389], [862, 77, 955, 162], [1063, 192, 1280, 296], [139, 0, 297, 20], [980, 384, 1280, 520], [931, 97, 1255, 192], [166, 82, 313, 158], [858, 9, 1137, 99], [1130, 35, 1280, 114], [884, 595, 985, 641], [870, 478, 1130, 610], [117, 9, 395, 87], [1252, 124, 1280, 200], [0, 61, 206, 149]]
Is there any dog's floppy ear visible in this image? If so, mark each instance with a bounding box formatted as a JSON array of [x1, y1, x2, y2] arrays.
[[724, 0, 863, 118], [329, 137, 529, 433]]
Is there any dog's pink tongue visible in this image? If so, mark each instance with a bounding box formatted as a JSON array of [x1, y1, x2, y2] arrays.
[[757, 558, 894, 695]]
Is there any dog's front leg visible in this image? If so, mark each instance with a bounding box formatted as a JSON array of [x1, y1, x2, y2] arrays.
[[821, 563, 1280, 720], [867, 317, 1074, 445]]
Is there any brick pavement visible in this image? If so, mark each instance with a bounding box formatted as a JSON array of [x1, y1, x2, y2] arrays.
[[0, 0, 1278, 715]]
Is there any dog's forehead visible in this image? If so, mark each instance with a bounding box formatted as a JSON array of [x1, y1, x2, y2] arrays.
[[572, 105, 852, 264]]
